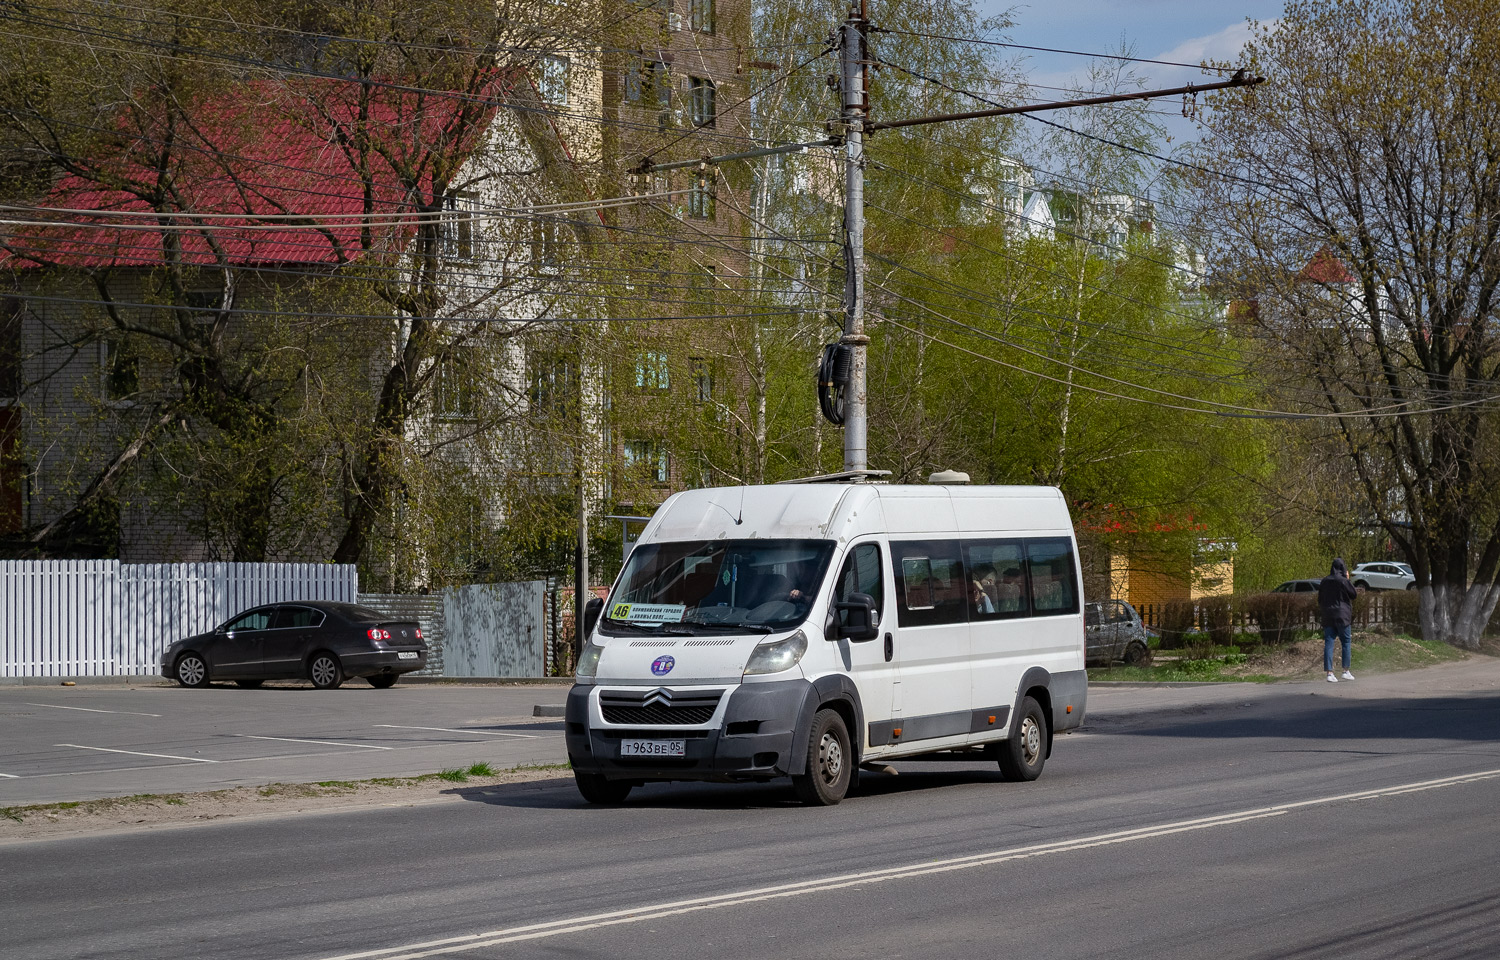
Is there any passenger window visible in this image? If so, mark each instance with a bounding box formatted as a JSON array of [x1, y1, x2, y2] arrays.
[[275, 607, 324, 629], [1026, 539, 1079, 615], [893, 540, 967, 627], [901, 557, 933, 610], [834, 543, 884, 626], [964, 540, 1027, 619], [1084, 603, 1102, 627], [225, 609, 272, 632], [1107, 600, 1130, 624]]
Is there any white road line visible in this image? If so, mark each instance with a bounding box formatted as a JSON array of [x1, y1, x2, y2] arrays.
[[372, 724, 538, 740], [0, 773, 18, 778], [234, 735, 393, 750], [25, 702, 162, 718], [58, 743, 218, 763], [321, 765, 1500, 960]]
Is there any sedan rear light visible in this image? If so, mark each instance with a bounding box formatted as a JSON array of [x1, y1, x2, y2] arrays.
[[367, 628, 392, 640], [415, 627, 423, 639]]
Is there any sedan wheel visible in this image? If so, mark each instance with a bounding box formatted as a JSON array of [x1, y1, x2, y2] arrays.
[[308, 652, 343, 690], [175, 653, 210, 688]]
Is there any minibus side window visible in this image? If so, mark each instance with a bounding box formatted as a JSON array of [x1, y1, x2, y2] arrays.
[[963, 540, 1028, 620], [893, 540, 967, 627], [1026, 538, 1080, 615], [900, 557, 933, 610], [835, 542, 884, 626]]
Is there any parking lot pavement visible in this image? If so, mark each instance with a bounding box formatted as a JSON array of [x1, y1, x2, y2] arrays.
[[0, 681, 572, 806]]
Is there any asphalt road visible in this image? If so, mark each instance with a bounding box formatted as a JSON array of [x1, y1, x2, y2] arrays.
[[0, 681, 572, 805], [5, 661, 1500, 960]]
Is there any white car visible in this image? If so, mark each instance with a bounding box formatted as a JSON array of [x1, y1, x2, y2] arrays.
[[1350, 562, 1416, 591]]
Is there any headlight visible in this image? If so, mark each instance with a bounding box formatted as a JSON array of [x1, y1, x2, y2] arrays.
[[575, 641, 604, 681], [744, 630, 808, 676]]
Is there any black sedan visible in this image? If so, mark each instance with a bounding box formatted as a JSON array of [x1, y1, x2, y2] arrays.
[[161, 602, 427, 689]]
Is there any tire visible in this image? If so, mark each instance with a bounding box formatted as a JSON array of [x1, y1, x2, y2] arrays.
[[174, 652, 210, 688], [308, 652, 343, 690], [792, 708, 853, 806], [1122, 641, 1152, 667], [234, 679, 264, 689], [1406, 583, 1417, 591], [1353, 580, 1368, 591], [367, 674, 398, 689], [997, 696, 1047, 782], [574, 772, 633, 804]]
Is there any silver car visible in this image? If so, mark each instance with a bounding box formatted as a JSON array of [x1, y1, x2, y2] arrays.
[[1085, 598, 1151, 666], [1351, 562, 1416, 591]]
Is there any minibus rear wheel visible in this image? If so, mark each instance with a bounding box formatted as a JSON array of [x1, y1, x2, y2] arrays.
[[997, 696, 1047, 782], [574, 772, 633, 804], [792, 708, 853, 806]]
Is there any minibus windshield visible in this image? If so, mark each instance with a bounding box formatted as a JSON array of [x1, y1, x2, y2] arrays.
[[602, 539, 836, 634]]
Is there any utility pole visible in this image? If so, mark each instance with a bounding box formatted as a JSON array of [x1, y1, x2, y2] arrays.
[[839, 1, 870, 474]]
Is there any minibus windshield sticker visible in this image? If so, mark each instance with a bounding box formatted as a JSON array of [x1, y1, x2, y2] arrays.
[[609, 602, 688, 623]]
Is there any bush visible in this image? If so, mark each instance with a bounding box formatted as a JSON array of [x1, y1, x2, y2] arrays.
[[1199, 595, 1234, 646], [1158, 599, 1196, 648], [1242, 591, 1316, 644]]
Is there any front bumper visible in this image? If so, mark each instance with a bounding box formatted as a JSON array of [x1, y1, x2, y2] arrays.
[[566, 679, 810, 783]]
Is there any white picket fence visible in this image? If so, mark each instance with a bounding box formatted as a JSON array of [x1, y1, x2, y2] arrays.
[[0, 561, 358, 678]]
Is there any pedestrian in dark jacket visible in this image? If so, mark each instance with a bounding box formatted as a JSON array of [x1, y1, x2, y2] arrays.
[[1318, 557, 1358, 682]]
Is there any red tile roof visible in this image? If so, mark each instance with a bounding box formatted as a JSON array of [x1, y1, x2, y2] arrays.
[[3, 77, 510, 270], [1299, 245, 1355, 284]]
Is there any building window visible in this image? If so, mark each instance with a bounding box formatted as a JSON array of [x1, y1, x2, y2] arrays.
[[624, 439, 669, 484], [529, 350, 576, 416], [0, 297, 19, 399], [531, 216, 562, 270], [688, 179, 715, 219], [635, 350, 669, 391], [690, 0, 714, 34], [690, 357, 713, 403], [185, 290, 221, 325], [434, 350, 478, 420], [442, 192, 479, 260], [625, 58, 670, 109], [102, 337, 139, 401], [689, 77, 716, 127], [538, 55, 569, 105]]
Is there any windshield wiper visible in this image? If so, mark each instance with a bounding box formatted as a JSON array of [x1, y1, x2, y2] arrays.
[[600, 620, 663, 634]]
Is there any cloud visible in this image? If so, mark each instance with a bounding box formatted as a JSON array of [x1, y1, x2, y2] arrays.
[[1155, 19, 1273, 69]]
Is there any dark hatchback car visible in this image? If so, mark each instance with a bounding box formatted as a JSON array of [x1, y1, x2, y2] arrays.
[[161, 601, 427, 690]]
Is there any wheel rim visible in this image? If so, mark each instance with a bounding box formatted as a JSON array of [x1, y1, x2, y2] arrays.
[[178, 657, 204, 685], [311, 657, 336, 686], [818, 731, 844, 785], [1019, 715, 1042, 766]]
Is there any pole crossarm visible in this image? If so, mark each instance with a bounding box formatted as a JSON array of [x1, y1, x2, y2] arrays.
[[632, 139, 837, 176], [867, 71, 1265, 132]]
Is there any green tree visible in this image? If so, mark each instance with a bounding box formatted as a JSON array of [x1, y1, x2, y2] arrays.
[[1192, 0, 1500, 647]]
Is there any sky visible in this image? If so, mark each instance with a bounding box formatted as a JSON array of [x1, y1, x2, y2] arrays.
[[979, 0, 1288, 144]]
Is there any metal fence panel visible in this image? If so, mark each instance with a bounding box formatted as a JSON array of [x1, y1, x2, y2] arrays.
[[2, 561, 357, 678], [442, 581, 545, 677]]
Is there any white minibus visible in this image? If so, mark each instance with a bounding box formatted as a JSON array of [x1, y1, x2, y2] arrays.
[[565, 481, 1087, 805]]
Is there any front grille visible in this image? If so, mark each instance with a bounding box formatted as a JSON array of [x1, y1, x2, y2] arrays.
[[600, 688, 724, 726]]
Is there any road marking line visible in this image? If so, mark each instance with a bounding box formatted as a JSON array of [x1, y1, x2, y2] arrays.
[[58, 743, 218, 763], [321, 765, 1500, 960], [0, 773, 18, 778], [372, 724, 538, 739], [26, 702, 162, 717], [234, 735, 393, 750]]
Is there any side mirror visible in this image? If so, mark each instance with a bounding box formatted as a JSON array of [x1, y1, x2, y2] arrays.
[[582, 596, 604, 639], [831, 593, 880, 642], [224, 629, 235, 639]]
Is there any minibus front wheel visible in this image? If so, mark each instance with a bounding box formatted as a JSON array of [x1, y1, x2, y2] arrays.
[[792, 708, 853, 806], [575, 772, 633, 805]]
